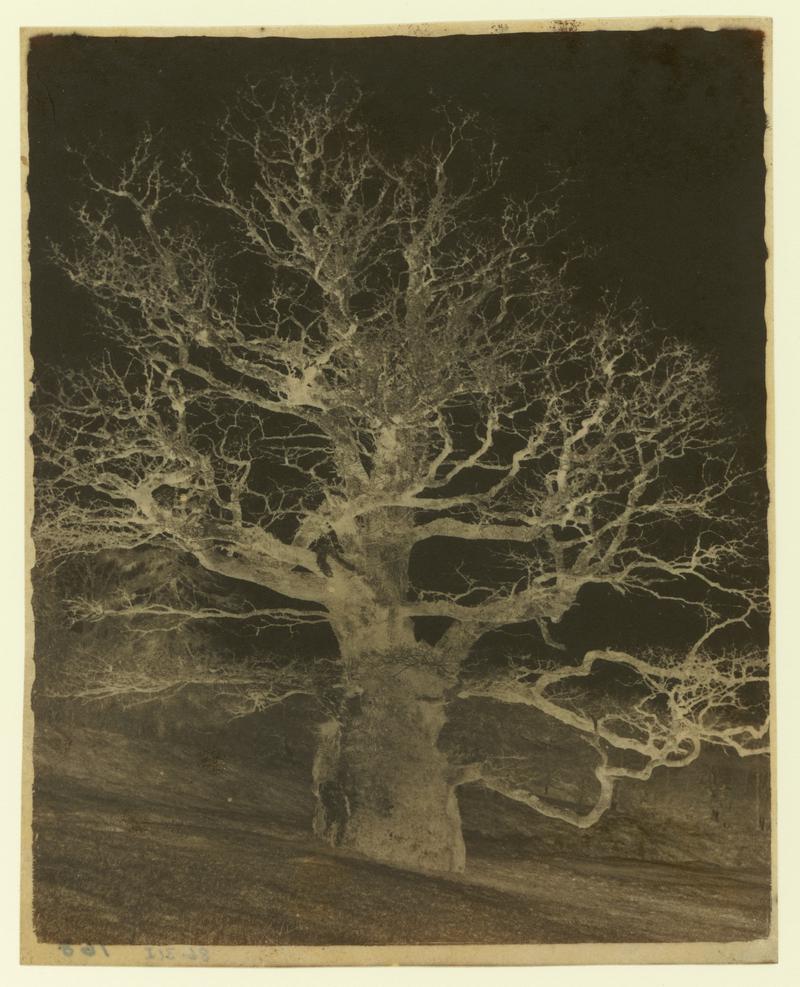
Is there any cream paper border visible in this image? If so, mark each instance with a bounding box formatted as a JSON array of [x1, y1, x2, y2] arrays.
[[16, 13, 776, 972]]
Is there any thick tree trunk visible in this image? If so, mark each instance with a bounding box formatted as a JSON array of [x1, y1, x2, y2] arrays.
[[312, 503, 468, 873], [312, 654, 465, 874]]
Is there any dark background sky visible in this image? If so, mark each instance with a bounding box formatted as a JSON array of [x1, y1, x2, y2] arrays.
[[26, 29, 768, 658], [27, 30, 767, 428]]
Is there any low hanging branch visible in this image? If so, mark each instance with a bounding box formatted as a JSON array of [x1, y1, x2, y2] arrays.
[[460, 646, 769, 828], [48, 647, 331, 720]]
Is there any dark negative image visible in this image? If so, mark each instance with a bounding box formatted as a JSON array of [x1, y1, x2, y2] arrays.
[[26, 27, 771, 951]]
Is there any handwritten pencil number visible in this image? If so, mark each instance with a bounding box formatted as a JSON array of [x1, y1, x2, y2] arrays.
[[58, 944, 109, 959], [144, 945, 208, 962]]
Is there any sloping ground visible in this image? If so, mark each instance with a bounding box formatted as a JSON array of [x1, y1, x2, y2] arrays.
[[31, 722, 771, 946]]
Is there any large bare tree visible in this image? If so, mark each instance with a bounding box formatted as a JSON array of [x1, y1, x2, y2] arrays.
[[33, 78, 768, 873]]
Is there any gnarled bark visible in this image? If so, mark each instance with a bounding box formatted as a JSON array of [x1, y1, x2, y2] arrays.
[[312, 652, 465, 873]]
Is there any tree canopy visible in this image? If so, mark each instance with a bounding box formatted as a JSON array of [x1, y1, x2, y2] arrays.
[[32, 77, 769, 837]]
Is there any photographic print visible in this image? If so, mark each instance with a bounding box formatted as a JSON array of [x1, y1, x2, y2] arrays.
[[21, 20, 773, 966]]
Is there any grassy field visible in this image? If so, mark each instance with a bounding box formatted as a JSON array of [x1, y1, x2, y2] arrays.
[[30, 721, 772, 947]]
